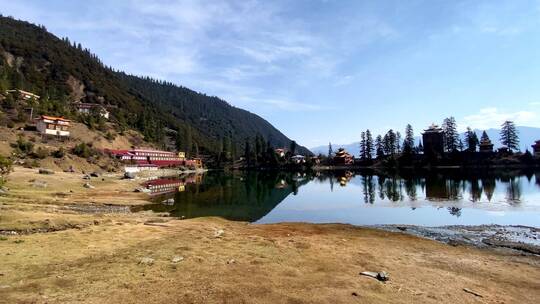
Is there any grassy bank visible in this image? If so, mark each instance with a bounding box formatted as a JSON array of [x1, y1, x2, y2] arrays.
[[0, 167, 539, 303]]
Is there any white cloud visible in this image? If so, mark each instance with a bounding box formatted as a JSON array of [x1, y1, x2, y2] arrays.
[[461, 107, 538, 130]]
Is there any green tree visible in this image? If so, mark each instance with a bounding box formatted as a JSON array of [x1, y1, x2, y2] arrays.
[[289, 140, 297, 155], [375, 135, 384, 158], [359, 131, 367, 160], [500, 120, 519, 151], [0, 154, 13, 186], [403, 124, 415, 154], [465, 127, 478, 152], [328, 142, 333, 158], [443, 116, 459, 152], [365, 129, 374, 160]]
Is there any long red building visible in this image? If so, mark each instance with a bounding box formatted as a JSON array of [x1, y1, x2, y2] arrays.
[[105, 149, 201, 168]]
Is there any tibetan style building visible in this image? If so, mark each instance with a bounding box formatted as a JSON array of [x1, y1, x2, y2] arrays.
[[106, 149, 202, 170], [479, 131, 494, 153], [422, 124, 444, 156], [333, 148, 354, 165], [36, 115, 71, 137]]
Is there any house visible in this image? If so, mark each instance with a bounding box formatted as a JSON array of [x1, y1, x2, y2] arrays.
[[74, 103, 110, 119], [36, 115, 71, 137], [275, 148, 286, 158], [422, 124, 445, 156], [291, 155, 306, 164], [105, 148, 202, 170], [7, 89, 40, 101], [479, 131, 494, 153], [532, 140, 540, 157], [333, 148, 354, 165]]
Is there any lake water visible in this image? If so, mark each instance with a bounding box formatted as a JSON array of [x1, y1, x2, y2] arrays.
[[140, 170, 540, 227]]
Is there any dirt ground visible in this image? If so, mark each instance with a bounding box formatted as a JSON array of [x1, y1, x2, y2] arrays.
[[0, 167, 539, 304]]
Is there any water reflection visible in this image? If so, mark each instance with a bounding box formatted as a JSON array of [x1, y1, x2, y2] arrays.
[[140, 169, 540, 224]]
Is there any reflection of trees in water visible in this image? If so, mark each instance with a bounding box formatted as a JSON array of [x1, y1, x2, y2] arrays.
[[481, 178, 495, 202], [447, 206, 462, 217], [506, 177, 522, 203], [404, 178, 418, 201], [383, 177, 402, 202], [469, 178, 482, 202], [361, 175, 376, 204]]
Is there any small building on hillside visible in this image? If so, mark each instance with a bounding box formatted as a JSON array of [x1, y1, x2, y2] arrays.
[[291, 155, 306, 164], [333, 148, 354, 165], [532, 140, 540, 157], [7, 89, 40, 101], [479, 131, 494, 153], [74, 103, 110, 119], [36, 115, 71, 137], [422, 124, 445, 157], [275, 148, 285, 158]]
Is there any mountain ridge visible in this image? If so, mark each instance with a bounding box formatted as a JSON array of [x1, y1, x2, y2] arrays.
[[0, 15, 311, 158]]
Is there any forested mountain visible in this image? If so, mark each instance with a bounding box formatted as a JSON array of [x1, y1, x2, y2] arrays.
[[0, 15, 310, 158]]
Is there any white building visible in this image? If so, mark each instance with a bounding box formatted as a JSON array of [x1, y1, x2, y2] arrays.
[[6, 89, 40, 100], [36, 115, 71, 137], [74, 103, 110, 119]]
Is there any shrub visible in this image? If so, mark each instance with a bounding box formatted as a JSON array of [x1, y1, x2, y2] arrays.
[[0, 155, 13, 186], [11, 136, 34, 156], [52, 147, 66, 158], [32, 147, 49, 159], [72, 142, 96, 158]]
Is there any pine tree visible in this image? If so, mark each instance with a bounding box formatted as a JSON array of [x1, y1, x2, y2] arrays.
[[403, 124, 415, 154], [465, 127, 479, 152], [383, 130, 396, 155], [442, 117, 459, 152], [395, 131, 402, 153], [289, 140, 297, 155], [328, 142, 333, 158], [359, 131, 367, 160], [500, 121, 519, 151], [375, 135, 384, 158], [365, 129, 374, 160]]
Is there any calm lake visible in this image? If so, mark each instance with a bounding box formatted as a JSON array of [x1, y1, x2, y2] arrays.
[[140, 170, 540, 227]]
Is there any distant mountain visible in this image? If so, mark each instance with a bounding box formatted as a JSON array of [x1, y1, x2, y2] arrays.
[[310, 126, 540, 156], [0, 16, 311, 157]]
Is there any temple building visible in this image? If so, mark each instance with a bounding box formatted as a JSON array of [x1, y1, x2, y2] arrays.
[[74, 103, 110, 119], [7, 89, 40, 101], [479, 131, 494, 153], [36, 115, 71, 137], [333, 148, 354, 165], [422, 124, 445, 156], [532, 140, 540, 157]]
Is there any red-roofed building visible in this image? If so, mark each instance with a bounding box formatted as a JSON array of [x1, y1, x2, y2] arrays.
[[105, 148, 202, 169], [36, 115, 71, 137]]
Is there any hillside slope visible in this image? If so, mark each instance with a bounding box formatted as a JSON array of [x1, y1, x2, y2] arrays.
[[0, 15, 310, 158]]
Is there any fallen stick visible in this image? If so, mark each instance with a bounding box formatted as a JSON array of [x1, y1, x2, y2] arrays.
[[144, 222, 170, 227], [463, 288, 483, 298]]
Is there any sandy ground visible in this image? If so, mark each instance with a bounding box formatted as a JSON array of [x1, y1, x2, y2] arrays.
[[0, 167, 539, 304]]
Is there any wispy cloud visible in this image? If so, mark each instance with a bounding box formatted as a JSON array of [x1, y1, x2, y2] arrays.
[[461, 107, 538, 130]]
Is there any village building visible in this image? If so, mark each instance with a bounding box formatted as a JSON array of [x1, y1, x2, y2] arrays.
[[7, 89, 40, 101], [532, 140, 540, 157], [275, 148, 285, 158], [291, 155, 306, 164], [106, 148, 202, 170], [74, 103, 110, 119], [479, 131, 494, 153], [36, 115, 71, 137], [422, 124, 445, 156], [333, 148, 354, 165]]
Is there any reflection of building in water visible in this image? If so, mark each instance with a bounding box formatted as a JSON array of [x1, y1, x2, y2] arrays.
[[425, 176, 461, 201], [142, 175, 200, 195], [337, 171, 353, 186]]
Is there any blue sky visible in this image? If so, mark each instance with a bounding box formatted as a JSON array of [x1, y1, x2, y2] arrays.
[[1, 0, 540, 148]]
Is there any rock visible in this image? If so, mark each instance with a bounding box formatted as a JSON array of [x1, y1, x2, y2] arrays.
[[82, 175, 91, 180], [396, 226, 407, 231], [83, 183, 95, 189], [31, 180, 48, 188], [124, 172, 136, 179], [360, 271, 389, 282], [90, 172, 100, 177], [139, 257, 154, 265], [38, 168, 54, 175], [226, 259, 236, 264], [171, 256, 184, 263], [134, 187, 151, 193], [214, 229, 225, 238], [351, 292, 358, 297]]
